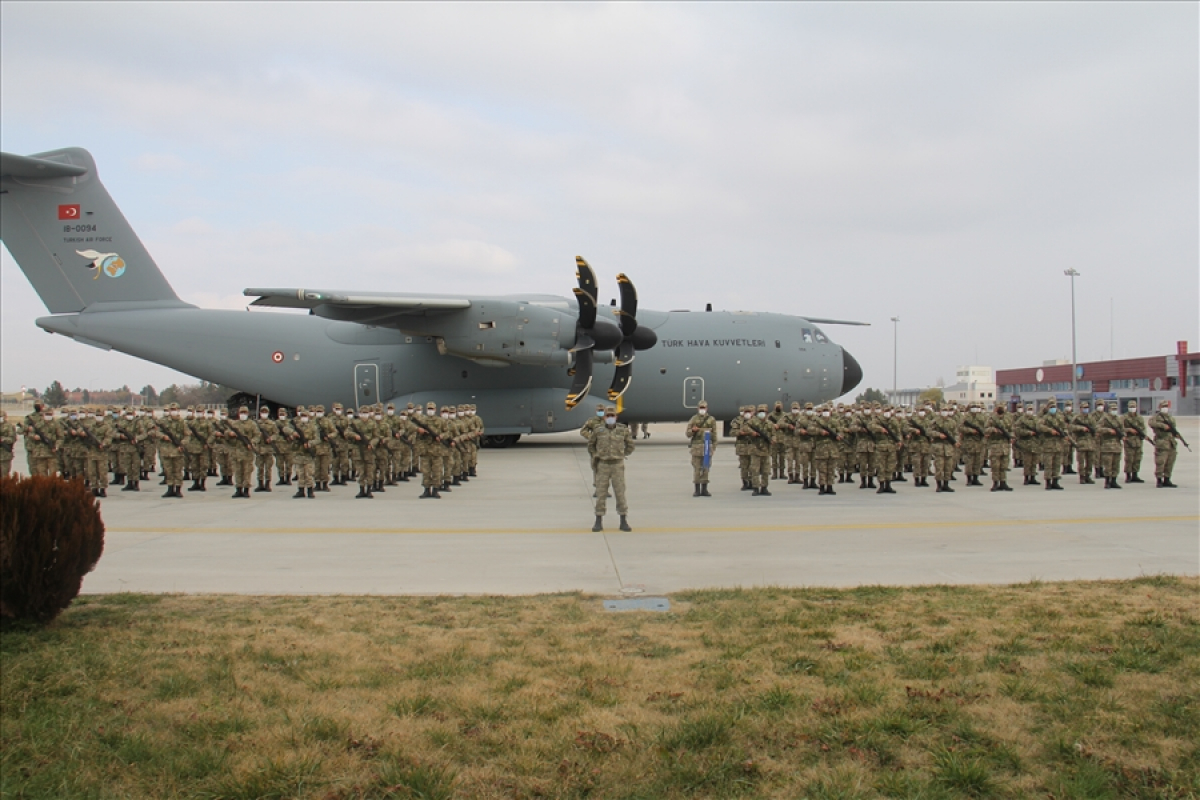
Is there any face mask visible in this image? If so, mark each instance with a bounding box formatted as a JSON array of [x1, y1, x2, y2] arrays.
[[806, 410, 814, 416], [758, 412, 766, 419], [597, 410, 604, 417], [917, 411, 925, 417], [317, 411, 324, 418], [126, 415, 135, 420], [1049, 408, 1057, 415], [171, 411, 180, 418], [260, 414, 269, 420], [884, 412, 892, 418], [300, 416, 309, 422], [605, 416, 616, 425], [822, 411, 831, 418], [239, 414, 248, 421], [1097, 406, 1105, 412], [44, 414, 54, 421], [387, 410, 394, 416], [427, 409, 436, 416], [334, 409, 343, 416], [743, 412, 751, 419], [698, 409, 707, 416]]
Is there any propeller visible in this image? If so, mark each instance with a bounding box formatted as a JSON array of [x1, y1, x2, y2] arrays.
[[565, 257, 658, 409]]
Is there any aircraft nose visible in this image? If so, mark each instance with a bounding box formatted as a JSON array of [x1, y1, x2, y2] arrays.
[[841, 348, 863, 396]]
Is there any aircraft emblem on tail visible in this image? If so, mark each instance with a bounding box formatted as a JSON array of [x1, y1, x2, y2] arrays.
[[76, 249, 126, 279]]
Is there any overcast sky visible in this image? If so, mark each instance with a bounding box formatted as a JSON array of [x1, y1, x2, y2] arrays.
[[2, 2, 1197, 397]]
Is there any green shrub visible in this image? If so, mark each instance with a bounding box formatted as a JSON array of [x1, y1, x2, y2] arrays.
[[0, 475, 105, 623]]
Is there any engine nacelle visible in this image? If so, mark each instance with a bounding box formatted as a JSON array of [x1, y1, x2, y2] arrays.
[[399, 300, 578, 367]]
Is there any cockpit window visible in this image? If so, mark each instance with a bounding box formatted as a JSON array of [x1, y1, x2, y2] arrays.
[[801, 328, 813, 343], [813, 327, 828, 344]]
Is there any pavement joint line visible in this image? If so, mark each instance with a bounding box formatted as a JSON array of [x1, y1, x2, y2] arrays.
[[106, 514, 1199, 535]]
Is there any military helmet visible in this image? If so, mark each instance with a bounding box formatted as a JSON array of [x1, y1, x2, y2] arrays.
[[756, 404, 768, 412], [698, 400, 708, 408], [296, 405, 307, 413], [426, 402, 437, 410], [238, 405, 249, 414], [605, 406, 617, 414], [316, 404, 325, 412], [332, 402, 343, 409]]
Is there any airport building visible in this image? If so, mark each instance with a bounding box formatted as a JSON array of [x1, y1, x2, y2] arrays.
[[886, 365, 996, 408], [996, 341, 1199, 415]]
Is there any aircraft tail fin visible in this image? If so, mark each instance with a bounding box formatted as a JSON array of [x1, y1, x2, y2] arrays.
[[0, 147, 187, 313]]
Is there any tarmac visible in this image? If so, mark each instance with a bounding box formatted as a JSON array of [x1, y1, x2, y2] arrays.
[[12, 419, 1200, 596]]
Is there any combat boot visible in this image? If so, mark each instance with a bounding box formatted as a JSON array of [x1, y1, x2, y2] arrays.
[[440, 482, 452, 492], [451, 475, 461, 486], [111, 473, 124, 486], [420, 487, 434, 498], [469, 467, 477, 477], [355, 485, 372, 499], [198, 478, 207, 491], [1001, 482, 1013, 491], [942, 481, 954, 492], [700, 484, 712, 497], [122, 479, 137, 491], [592, 516, 603, 532], [375, 481, 386, 493], [1052, 479, 1064, 490], [741, 479, 751, 491], [307, 487, 315, 499], [1130, 472, 1145, 483], [254, 480, 266, 492], [1163, 478, 1177, 488], [991, 482, 1000, 492], [1109, 477, 1121, 489], [1064, 465, 1075, 474], [693, 484, 702, 497], [752, 487, 761, 496], [867, 476, 876, 489], [396, 473, 409, 482], [859, 476, 868, 489], [187, 479, 201, 492], [876, 482, 887, 494], [619, 516, 632, 532], [825, 485, 836, 495], [1045, 479, 1053, 490], [430, 487, 441, 498], [293, 487, 306, 498], [893, 472, 907, 482], [759, 486, 772, 496], [162, 486, 175, 498], [1156, 477, 1163, 487]]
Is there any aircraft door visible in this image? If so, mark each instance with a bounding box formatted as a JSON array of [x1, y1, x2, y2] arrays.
[[354, 362, 379, 407], [683, 377, 704, 408]]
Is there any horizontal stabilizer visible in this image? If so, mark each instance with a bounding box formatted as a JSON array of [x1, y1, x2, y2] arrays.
[[801, 317, 870, 326], [0, 151, 89, 180]]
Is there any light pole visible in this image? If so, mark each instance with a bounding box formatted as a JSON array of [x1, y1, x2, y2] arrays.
[[890, 316, 900, 399], [1064, 269, 1079, 404]]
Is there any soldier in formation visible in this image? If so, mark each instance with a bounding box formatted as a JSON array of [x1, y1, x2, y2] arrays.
[[1150, 399, 1185, 488], [685, 400, 717, 496], [0, 410, 15, 477]]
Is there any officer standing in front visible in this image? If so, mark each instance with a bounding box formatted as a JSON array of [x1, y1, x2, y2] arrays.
[[588, 406, 634, 531], [1149, 400, 1183, 487], [685, 400, 717, 497]]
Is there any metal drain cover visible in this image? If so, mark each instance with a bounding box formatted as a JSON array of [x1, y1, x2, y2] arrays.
[[603, 597, 671, 612]]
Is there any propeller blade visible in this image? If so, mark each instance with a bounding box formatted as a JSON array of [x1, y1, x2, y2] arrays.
[[572, 286, 597, 331], [613, 340, 635, 368], [566, 348, 593, 409], [608, 363, 633, 401], [615, 273, 638, 336], [570, 332, 595, 353]]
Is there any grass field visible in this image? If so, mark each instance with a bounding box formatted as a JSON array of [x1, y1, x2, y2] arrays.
[[2, 577, 1197, 799]]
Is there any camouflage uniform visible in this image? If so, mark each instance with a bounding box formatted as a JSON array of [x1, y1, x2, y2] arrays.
[[287, 406, 319, 497], [1035, 405, 1069, 489], [587, 408, 634, 530], [212, 410, 235, 485], [183, 408, 213, 491], [741, 405, 774, 495], [905, 409, 934, 488], [60, 410, 89, 480], [0, 412, 14, 477], [330, 403, 352, 484], [795, 404, 818, 488], [254, 410, 280, 492], [984, 404, 1014, 491], [226, 407, 262, 497], [1148, 403, 1180, 487], [1093, 403, 1125, 488], [685, 402, 717, 495], [313, 406, 336, 490], [137, 408, 158, 480], [1121, 403, 1147, 483], [580, 404, 606, 491], [414, 403, 447, 497], [811, 407, 843, 494], [155, 404, 190, 498], [774, 403, 802, 484], [114, 409, 144, 491], [23, 409, 61, 477], [870, 408, 903, 494], [958, 406, 988, 486], [730, 407, 752, 490], [274, 408, 294, 486], [84, 409, 115, 495], [1070, 402, 1098, 483], [1012, 405, 1041, 485], [767, 402, 786, 480], [345, 408, 379, 498], [851, 407, 878, 489], [928, 410, 959, 491]]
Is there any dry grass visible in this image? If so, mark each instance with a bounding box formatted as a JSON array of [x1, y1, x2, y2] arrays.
[[2, 578, 1198, 799]]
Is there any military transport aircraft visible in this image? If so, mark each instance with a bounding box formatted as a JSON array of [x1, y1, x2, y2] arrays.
[[1, 147, 864, 445]]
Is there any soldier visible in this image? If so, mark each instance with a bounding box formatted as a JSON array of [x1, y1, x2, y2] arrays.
[[313, 405, 336, 490], [928, 405, 959, 492], [369, 406, 389, 493], [212, 407, 235, 486], [957, 404, 988, 486], [382, 404, 403, 485], [253, 406, 279, 492], [59, 407, 88, 481], [24, 405, 61, 477], [225, 405, 261, 498], [587, 406, 634, 531], [1149, 400, 1183, 488], [870, 406, 903, 494], [730, 406, 751, 490], [330, 402, 352, 485], [275, 407, 294, 486], [774, 402, 801, 485], [1013, 403, 1042, 486], [137, 407, 158, 481], [183, 406, 213, 492], [1036, 403, 1070, 490], [685, 400, 718, 496], [465, 405, 484, 478], [1071, 399, 1098, 484], [0, 410, 14, 477], [810, 405, 842, 495], [768, 401, 786, 480], [1122, 401, 1148, 484], [414, 401, 446, 498], [838, 405, 857, 483], [287, 406, 319, 498], [1094, 401, 1125, 489], [743, 404, 774, 496], [82, 407, 114, 496], [796, 403, 819, 489], [155, 403, 189, 498], [905, 406, 934, 488], [345, 407, 378, 498], [984, 403, 1014, 491], [1062, 400, 1077, 474], [442, 406, 462, 488], [851, 405, 877, 489], [114, 407, 144, 491]]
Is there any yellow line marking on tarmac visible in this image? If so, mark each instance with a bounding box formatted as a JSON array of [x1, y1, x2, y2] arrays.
[[106, 515, 1199, 535]]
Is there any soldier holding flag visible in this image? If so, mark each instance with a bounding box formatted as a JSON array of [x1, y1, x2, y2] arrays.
[[686, 400, 717, 497]]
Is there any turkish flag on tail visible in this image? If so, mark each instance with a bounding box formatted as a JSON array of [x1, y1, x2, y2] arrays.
[[58, 204, 81, 220]]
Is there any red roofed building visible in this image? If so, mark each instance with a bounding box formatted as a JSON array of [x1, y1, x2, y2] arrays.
[[996, 341, 1199, 416]]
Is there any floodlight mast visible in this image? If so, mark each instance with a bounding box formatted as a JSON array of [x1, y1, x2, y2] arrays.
[[1064, 269, 1080, 405]]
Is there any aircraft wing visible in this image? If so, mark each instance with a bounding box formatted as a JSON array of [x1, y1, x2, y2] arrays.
[[244, 288, 470, 322], [801, 317, 870, 326]]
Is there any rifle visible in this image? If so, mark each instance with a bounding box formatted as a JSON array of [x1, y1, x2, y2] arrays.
[[28, 417, 60, 451], [222, 420, 256, 451], [1156, 416, 1192, 451], [961, 420, 986, 438], [872, 421, 901, 445], [812, 420, 841, 440], [1123, 426, 1146, 441], [158, 423, 185, 451], [291, 421, 309, 449]]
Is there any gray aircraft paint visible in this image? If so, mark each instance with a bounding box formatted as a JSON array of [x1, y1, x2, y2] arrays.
[[2, 147, 863, 436]]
